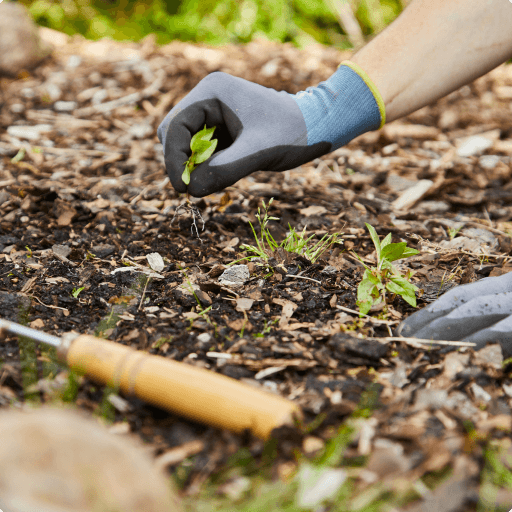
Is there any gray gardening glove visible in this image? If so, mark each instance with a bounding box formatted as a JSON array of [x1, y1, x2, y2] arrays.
[[157, 63, 385, 197], [397, 272, 512, 357]]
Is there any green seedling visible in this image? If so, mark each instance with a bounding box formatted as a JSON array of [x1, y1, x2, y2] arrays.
[[172, 125, 217, 240], [182, 124, 218, 186], [448, 225, 463, 240], [355, 223, 419, 316], [234, 198, 343, 267], [71, 287, 84, 298]]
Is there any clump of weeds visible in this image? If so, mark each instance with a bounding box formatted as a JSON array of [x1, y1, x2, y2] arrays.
[[234, 198, 343, 267]]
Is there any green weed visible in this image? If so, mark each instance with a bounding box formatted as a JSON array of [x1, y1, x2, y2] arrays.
[[182, 125, 218, 186], [355, 223, 419, 316], [71, 286, 85, 298]]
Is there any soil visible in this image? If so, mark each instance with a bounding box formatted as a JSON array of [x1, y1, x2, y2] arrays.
[[1, 33, 512, 509]]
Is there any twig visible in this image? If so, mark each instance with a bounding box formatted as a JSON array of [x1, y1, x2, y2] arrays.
[[335, 305, 398, 325], [381, 336, 476, 348], [30, 295, 69, 313], [285, 274, 321, 284], [138, 277, 151, 311]]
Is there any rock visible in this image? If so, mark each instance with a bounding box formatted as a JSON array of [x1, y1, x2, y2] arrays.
[[456, 135, 494, 157], [0, 407, 181, 512], [218, 264, 250, 288], [7, 124, 52, 141], [91, 243, 116, 258], [391, 179, 433, 211], [0, 3, 51, 76], [197, 332, 211, 344]]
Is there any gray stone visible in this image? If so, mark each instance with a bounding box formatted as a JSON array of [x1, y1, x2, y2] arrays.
[[218, 264, 250, 288], [197, 333, 211, 343]]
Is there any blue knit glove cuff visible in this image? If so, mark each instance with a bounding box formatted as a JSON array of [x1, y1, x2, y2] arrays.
[[291, 61, 386, 151]]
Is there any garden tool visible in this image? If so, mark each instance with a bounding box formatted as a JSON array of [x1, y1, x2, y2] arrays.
[[0, 318, 301, 439]]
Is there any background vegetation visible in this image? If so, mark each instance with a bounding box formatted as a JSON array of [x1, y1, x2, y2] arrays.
[[17, 0, 409, 49]]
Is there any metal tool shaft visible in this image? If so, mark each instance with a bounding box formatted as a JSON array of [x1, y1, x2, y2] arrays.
[[0, 319, 62, 348]]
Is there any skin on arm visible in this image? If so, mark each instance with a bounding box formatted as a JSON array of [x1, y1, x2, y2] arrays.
[[351, 0, 512, 123]]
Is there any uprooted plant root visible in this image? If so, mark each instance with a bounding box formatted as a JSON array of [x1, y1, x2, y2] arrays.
[[171, 201, 205, 241]]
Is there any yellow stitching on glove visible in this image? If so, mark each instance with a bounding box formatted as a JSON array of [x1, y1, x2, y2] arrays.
[[339, 60, 386, 128]]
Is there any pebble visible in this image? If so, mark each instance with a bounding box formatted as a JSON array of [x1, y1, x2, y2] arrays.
[[218, 264, 250, 287], [7, 124, 52, 141], [197, 333, 211, 343], [54, 101, 77, 112], [456, 135, 494, 157]]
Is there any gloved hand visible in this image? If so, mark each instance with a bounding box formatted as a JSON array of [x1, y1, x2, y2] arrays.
[[157, 62, 385, 197], [397, 272, 512, 357]]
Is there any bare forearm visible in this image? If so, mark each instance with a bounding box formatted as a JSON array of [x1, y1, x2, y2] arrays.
[[352, 0, 512, 123]]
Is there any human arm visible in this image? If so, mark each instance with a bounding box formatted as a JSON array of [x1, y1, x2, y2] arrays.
[[351, 0, 512, 122]]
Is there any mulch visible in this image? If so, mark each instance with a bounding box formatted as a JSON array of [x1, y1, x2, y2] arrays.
[[1, 32, 512, 509]]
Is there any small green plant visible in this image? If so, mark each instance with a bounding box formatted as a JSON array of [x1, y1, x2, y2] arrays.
[[182, 124, 218, 186], [236, 198, 343, 266], [448, 225, 463, 240], [25, 246, 32, 258], [355, 223, 419, 316], [71, 286, 84, 298], [253, 318, 279, 338]]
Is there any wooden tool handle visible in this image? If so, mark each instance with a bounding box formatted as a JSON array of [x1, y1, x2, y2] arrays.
[[60, 335, 301, 439]]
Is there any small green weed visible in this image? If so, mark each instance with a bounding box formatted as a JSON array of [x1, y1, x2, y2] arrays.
[[71, 287, 84, 298], [182, 124, 218, 186], [236, 198, 343, 266], [355, 223, 419, 316], [448, 225, 463, 240], [253, 318, 279, 338]]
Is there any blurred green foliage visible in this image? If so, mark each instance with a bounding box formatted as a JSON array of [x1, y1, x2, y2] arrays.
[[18, 0, 405, 49]]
